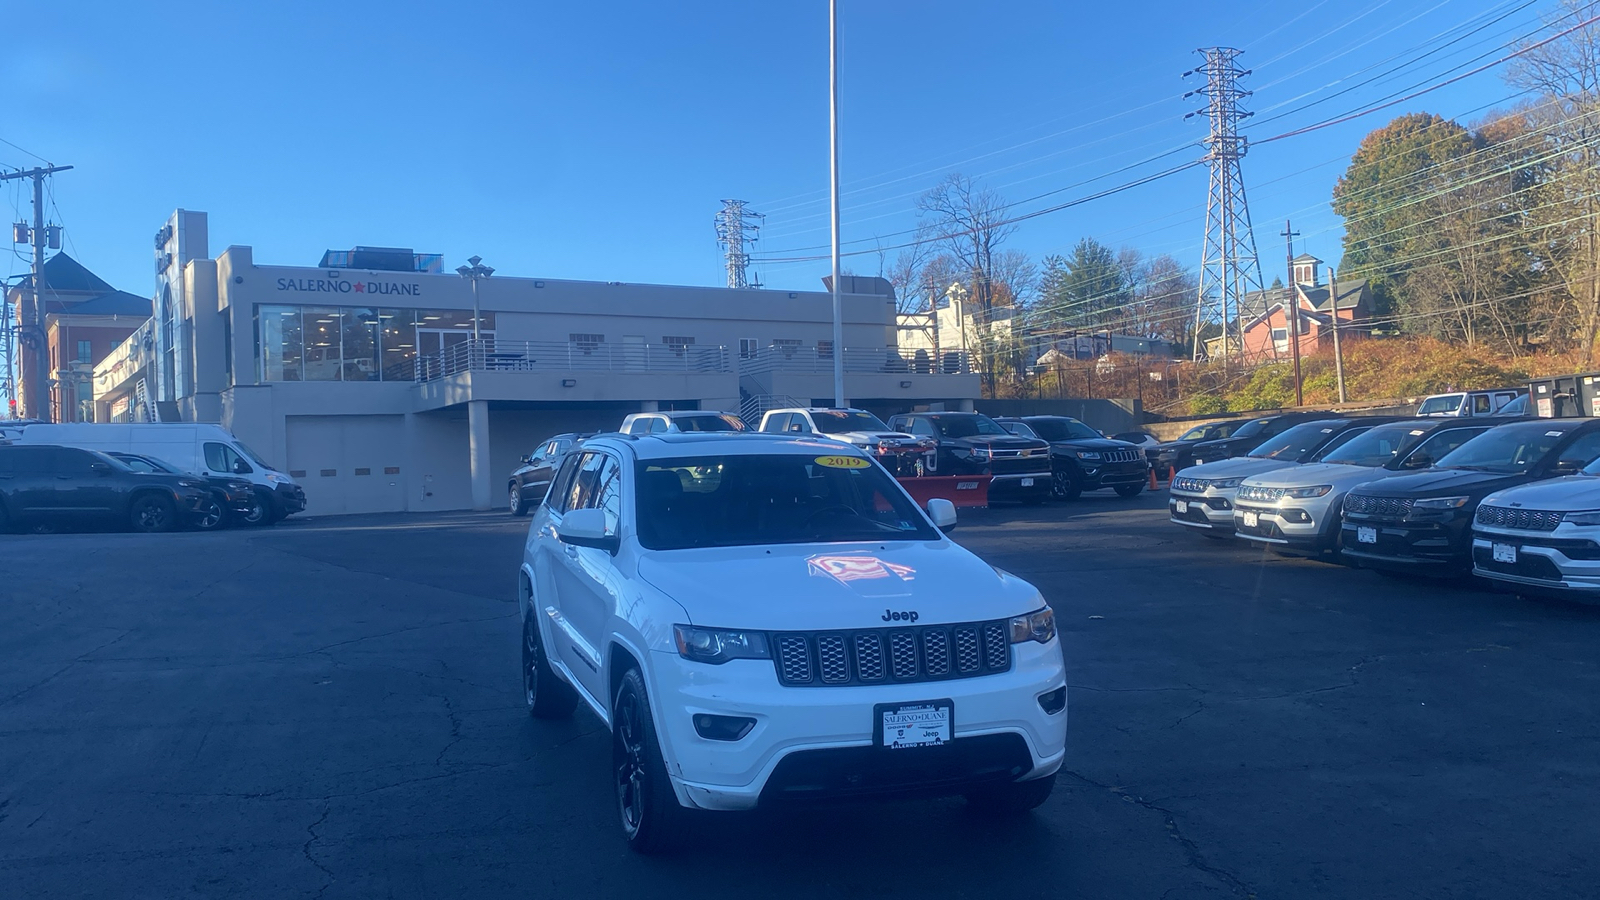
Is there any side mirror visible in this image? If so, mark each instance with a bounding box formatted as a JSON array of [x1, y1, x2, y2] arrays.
[[558, 507, 620, 554], [520, 454, 533, 465], [232, 459, 252, 475], [1403, 453, 1432, 470], [1552, 458, 1585, 476], [90, 462, 111, 476], [927, 498, 958, 533]]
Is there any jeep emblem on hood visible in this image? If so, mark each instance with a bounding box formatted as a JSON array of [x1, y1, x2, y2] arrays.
[[882, 609, 920, 623]]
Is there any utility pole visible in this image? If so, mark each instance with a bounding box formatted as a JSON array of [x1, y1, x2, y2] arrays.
[[2, 164, 72, 422], [1282, 220, 1302, 407], [714, 200, 764, 289], [828, 0, 844, 408], [1186, 49, 1265, 378], [1328, 265, 1347, 403]]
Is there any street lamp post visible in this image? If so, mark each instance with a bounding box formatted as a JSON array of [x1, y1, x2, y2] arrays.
[[456, 256, 494, 344]]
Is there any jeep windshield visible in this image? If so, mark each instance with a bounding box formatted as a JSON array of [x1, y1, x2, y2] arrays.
[[1026, 418, 1101, 441], [932, 415, 1009, 438], [810, 410, 892, 434], [1435, 421, 1576, 474], [1418, 394, 1465, 415], [1247, 421, 1349, 461], [635, 454, 939, 550], [1318, 423, 1428, 468], [673, 414, 747, 432]]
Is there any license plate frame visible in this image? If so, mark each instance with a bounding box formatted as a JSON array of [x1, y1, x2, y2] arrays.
[[874, 699, 954, 750], [1357, 525, 1377, 544], [1175, 500, 1189, 514], [1493, 542, 1518, 564], [1020, 477, 1034, 487], [1241, 510, 1259, 528]]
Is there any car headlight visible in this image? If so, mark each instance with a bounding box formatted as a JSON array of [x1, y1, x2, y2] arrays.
[[1008, 607, 1056, 644], [673, 625, 771, 665], [1284, 485, 1333, 499], [1411, 496, 1471, 510], [1075, 451, 1101, 460], [1208, 478, 1243, 489], [968, 447, 991, 461], [1564, 510, 1600, 526], [264, 472, 288, 485], [177, 479, 206, 490]]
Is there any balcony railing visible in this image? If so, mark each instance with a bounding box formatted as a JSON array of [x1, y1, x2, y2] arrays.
[[92, 317, 156, 395], [403, 339, 731, 382], [741, 345, 970, 376]]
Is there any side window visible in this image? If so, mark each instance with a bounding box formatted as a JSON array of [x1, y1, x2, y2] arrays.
[[649, 417, 669, 434], [761, 413, 790, 434], [9, 447, 52, 475], [789, 415, 809, 433], [1416, 427, 1487, 461], [204, 442, 250, 474], [546, 453, 584, 513], [53, 448, 100, 475], [566, 452, 607, 511], [910, 417, 937, 438], [1557, 431, 1600, 466], [1474, 395, 1493, 414], [591, 456, 622, 536]]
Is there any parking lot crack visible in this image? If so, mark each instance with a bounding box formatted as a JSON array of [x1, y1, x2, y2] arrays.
[[434, 695, 463, 766], [1060, 769, 1255, 898], [302, 804, 334, 899]]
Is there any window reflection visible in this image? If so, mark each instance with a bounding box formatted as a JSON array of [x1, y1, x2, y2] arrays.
[[303, 308, 343, 381], [260, 306, 303, 381], [257, 305, 496, 382]]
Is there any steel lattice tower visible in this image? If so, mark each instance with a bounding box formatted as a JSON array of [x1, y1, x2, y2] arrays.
[[1186, 48, 1266, 365], [714, 199, 764, 289]]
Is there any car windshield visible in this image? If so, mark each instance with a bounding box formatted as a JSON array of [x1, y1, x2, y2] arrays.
[[1436, 422, 1574, 474], [674, 414, 747, 432], [1418, 394, 1464, 415], [635, 454, 939, 550], [933, 415, 1009, 438], [1027, 418, 1101, 441], [1231, 418, 1273, 439], [810, 410, 891, 434], [87, 450, 133, 472], [117, 454, 180, 474], [1000, 421, 1039, 439], [235, 440, 275, 470], [1247, 421, 1346, 460], [1318, 423, 1426, 467], [1496, 394, 1528, 416]]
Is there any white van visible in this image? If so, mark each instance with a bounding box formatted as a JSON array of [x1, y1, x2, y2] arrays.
[[18, 423, 306, 522], [1417, 389, 1525, 417]]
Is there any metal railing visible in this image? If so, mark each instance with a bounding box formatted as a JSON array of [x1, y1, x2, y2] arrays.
[[741, 345, 971, 376], [404, 339, 731, 382]]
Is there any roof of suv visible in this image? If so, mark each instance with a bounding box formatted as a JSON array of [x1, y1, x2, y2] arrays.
[[627, 411, 732, 419], [586, 432, 872, 461]]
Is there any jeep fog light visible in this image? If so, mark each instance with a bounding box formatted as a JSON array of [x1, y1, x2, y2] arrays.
[[692, 714, 757, 741], [1009, 607, 1056, 644], [1037, 686, 1067, 715]]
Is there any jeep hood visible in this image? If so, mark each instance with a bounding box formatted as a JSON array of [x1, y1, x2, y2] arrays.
[[831, 430, 919, 444], [1483, 475, 1600, 513], [635, 541, 1043, 631], [1352, 467, 1530, 498], [1182, 457, 1298, 480], [1047, 438, 1131, 452], [1243, 461, 1400, 491]]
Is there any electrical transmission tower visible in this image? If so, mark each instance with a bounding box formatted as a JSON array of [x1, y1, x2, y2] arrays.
[[1185, 48, 1266, 366], [714, 199, 764, 289]]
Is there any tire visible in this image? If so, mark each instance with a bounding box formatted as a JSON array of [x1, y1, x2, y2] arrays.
[[509, 483, 529, 517], [522, 616, 578, 719], [193, 494, 226, 531], [965, 772, 1057, 814], [241, 489, 277, 527], [1051, 467, 1082, 501], [130, 495, 178, 533], [1114, 482, 1145, 498], [613, 666, 690, 854]]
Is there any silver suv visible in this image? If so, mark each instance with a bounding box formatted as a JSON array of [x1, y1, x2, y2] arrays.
[[620, 411, 747, 434]]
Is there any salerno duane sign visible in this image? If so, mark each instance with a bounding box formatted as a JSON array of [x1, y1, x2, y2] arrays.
[[276, 272, 421, 297]]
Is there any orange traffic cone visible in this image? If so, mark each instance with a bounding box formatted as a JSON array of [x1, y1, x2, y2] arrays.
[[1148, 466, 1159, 490]]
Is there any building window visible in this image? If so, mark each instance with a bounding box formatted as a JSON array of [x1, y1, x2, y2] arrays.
[[1271, 328, 1288, 344], [816, 340, 834, 359], [662, 335, 695, 356], [773, 338, 802, 358], [739, 338, 759, 359], [258, 304, 496, 382], [76, 339, 92, 363], [570, 333, 604, 354]]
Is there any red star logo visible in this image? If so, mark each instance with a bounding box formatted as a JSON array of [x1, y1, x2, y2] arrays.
[[353, 282, 365, 293]]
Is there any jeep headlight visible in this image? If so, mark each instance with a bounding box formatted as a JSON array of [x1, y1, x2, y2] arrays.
[[1008, 607, 1056, 645], [1208, 478, 1243, 489], [1412, 496, 1471, 510], [673, 625, 771, 664], [1284, 485, 1332, 499], [1075, 451, 1101, 460], [1564, 509, 1600, 526]]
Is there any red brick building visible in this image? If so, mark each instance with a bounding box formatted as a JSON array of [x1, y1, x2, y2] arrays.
[[1237, 255, 1371, 364]]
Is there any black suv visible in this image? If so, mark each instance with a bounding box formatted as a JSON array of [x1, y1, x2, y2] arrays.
[[0, 444, 212, 534], [887, 412, 1053, 503], [509, 432, 591, 516], [1149, 419, 1247, 473], [1183, 412, 1335, 469], [109, 452, 259, 529], [995, 416, 1148, 499], [1341, 418, 1600, 576]]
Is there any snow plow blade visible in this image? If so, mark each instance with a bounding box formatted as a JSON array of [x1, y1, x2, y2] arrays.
[[897, 475, 992, 509]]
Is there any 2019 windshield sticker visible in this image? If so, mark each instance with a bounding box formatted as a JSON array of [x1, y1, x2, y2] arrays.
[[815, 455, 870, 469]]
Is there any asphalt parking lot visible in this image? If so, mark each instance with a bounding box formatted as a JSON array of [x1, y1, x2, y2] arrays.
[[5, 493, 1600, 899]]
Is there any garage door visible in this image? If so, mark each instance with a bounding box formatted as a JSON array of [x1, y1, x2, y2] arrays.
[[285, 415, 406, 515]]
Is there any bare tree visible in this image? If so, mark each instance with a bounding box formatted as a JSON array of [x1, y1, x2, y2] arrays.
[[916, 174, 1018, 323]]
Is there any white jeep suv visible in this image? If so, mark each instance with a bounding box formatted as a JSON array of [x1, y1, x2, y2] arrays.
[[519, 433, 1067, 852]]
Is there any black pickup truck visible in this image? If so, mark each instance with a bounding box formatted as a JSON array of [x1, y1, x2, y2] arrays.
[[886, 412, 1053, 504], [995, 416, 1148, 499]]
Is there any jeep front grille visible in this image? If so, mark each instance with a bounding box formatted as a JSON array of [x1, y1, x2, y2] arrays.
[[772, 620, 1011, 687], [1343, 493, 1414, 520], [1101, 449, 1143, 463], [1475, 504, 1563, 532]]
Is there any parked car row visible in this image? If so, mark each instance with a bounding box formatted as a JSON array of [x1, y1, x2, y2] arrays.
[[0, 423, 305, 534], [1169, 412, 1600, 601], [509, 408, 1160, 514]]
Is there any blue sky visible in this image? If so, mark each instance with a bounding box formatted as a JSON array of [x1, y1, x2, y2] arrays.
[[0, 0, 1558, 299]]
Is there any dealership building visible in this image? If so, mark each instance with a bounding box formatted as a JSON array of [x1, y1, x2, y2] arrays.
[[90, 211, 980, 515]]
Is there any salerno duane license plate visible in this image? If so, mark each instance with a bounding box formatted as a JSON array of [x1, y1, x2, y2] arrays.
[[875, 700, 953, 749]]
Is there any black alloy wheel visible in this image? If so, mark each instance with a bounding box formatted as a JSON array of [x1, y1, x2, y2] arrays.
[[1052, 467, 1082, 500], [242, 489, 275, 526], [521, 616, 577, 718], [612, 667, 688, 854], [510, 484, 527, 517], [130, 495, 178, 533], [193, 495, 226, 530]]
